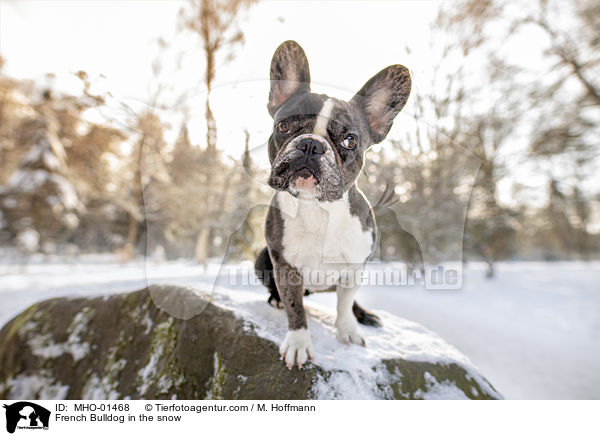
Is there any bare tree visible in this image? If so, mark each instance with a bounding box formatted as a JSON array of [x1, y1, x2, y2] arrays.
[[436, 0, 600, 264], [178, 0, 257, 264]]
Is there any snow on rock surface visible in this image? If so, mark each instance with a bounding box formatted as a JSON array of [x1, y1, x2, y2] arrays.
[[211, 286, 498, 399], [0, 285, 500, 400]]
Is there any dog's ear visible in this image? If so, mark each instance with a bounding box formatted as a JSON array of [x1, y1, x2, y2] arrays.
[[351, 65, 411, 144], [267, 40, 311, 117]]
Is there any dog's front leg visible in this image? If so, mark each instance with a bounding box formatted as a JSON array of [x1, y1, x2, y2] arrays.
[[336, 285, 366, 346], [273, 257, 314, 369]]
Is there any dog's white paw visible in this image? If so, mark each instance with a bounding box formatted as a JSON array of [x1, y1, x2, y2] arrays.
[[279, 328, 314, 369], [336, 316, 366, 346]]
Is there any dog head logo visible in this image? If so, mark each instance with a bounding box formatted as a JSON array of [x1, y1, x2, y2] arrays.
[[2, 402, 50, 434]]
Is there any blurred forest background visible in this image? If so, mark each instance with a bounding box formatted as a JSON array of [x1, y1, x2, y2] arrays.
[[0, 0, 598, 276]]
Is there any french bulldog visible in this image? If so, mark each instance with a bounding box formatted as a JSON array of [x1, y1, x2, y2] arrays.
[[255, 40, 411, 368]]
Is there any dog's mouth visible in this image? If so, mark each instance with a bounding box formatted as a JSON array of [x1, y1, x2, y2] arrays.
[[293, 167, 319, 191]]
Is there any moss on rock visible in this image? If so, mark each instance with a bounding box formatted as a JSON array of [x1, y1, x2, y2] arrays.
[[0, 286, 500, 400]]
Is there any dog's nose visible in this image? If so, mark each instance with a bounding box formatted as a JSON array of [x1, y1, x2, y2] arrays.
[[296, 138, 324, 156]]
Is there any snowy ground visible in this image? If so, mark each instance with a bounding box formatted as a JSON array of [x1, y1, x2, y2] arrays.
[[1, 253, 599, 399]]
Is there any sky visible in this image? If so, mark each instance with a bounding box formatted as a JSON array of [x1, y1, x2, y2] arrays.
[[0, 1, 441, 96], [0, 1, 440, 154]]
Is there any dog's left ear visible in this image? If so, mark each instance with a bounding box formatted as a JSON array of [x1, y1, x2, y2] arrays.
[[267, 40, 311, 117], [351, 65, 411, 144]]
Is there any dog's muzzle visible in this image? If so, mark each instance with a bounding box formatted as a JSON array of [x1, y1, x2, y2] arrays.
[[269, 133, 342, 200]]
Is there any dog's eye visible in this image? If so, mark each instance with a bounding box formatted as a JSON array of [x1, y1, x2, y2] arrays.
[[341, 134, 357, 149], [277, 120, 290, 133]]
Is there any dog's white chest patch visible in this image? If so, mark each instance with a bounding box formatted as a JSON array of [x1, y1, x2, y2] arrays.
[[277, 191, 373, 290]]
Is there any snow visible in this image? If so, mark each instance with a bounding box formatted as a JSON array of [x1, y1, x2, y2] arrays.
[[5, 170, 81, 212], [0, 254, 599, 399], [141, 309, 154, 335], [16, 229, 40, 252], [82, 374, 120, 400], [208, 284, 497, 399], [137, 318, 175, 396], [2, 125, 83, 215], [21, 140, 62, 171], [414, 372, 470, 400], [26, 306, 92, 362], [2, 372, 70, 400], [81, 337, 127, 400], [7, 169, 50, 192], [50, 174, 82, 210], [336, 261, 600, 400]]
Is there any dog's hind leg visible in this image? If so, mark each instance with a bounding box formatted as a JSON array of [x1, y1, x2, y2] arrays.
[[352, 301, 382, 327], [255, 247, 282, 308]]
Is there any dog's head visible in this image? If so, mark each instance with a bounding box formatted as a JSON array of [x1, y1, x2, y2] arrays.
[[266, 40, 411, 201]]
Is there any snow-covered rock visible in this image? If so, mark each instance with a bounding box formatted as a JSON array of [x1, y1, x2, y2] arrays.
[[0, 285, 501, 400]]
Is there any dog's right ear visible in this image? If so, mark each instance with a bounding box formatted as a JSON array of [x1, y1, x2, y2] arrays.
[[267, 40, 311, 117]]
